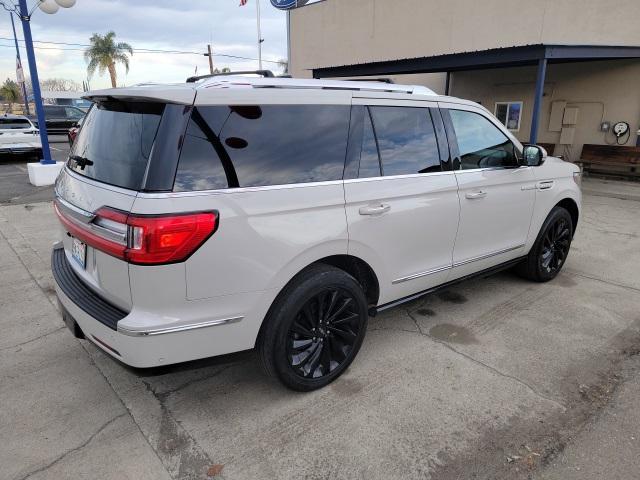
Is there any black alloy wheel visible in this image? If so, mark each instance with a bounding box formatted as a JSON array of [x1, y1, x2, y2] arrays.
[[258, 264, 368, 391], [287, 288, 361, 379], [539, 216, 571, 275], [516, 206, 573, 282]]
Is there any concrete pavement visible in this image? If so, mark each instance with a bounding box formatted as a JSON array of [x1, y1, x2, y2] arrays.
[[0, 178, 639, 480]]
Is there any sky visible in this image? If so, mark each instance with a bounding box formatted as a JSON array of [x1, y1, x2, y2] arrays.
[[0, 0, 288, 90]]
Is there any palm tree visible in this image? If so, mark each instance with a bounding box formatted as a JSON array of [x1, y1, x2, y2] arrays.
[[84, 32, 133, 88]]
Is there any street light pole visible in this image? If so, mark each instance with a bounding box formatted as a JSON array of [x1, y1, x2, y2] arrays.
[[17, 0, 53, 164], [9, 11, 29, 115]]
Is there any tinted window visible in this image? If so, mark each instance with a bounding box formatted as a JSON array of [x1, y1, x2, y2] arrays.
[[448, 109, 520, 169], [358, 109, 381, 178], [369, 106, 441, 176], [0, 118, 31, 129], [45, 106, 65, 117], [69, 101, 164, 190], [65, 107, 85, 120], [174, 105, 350, 190]]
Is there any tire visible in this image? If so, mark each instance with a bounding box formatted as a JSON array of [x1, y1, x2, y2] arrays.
[[517, 206, 573, 282], [257, 264, 369, 391]]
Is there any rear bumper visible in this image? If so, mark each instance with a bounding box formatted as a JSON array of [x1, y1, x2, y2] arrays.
[[51, 245, 271, 368]]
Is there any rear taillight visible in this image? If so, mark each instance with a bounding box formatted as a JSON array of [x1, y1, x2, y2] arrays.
[[54, 201, 218, 265]]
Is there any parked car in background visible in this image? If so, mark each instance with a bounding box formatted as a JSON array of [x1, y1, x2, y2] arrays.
[[29, 105, 86, 135], [0, 113, 42, 160], [52, 76, 582, 391]]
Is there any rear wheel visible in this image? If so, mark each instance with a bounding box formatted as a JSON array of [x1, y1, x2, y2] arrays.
[[517, 206, 573, 282], [257, 265, 368, 391]]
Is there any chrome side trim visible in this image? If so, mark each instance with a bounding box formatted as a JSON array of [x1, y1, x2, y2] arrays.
[[453, 244, 525, 268], [117, 316, 243, 337], [55, 195, 95, 224], [392, 264, 451, 284], [137, 171, 459, 199]]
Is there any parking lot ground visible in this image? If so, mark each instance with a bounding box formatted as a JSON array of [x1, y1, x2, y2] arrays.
[[0, 136, 70, 205], [1, 179, 639, 480]]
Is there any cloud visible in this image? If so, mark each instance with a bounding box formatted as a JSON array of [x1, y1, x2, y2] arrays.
[[1, 0, 286, 88]]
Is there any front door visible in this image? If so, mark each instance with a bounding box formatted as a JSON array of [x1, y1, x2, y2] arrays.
[[440, 104, 536, 279], [344, 101, 460, 305]]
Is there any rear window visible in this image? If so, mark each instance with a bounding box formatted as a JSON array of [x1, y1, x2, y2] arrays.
[[174, 105, 350, 191], [0, 118, 31, 129], [68, 101, 164, 190]]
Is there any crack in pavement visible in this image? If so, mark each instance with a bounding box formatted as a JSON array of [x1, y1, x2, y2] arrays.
[[16, 413, 127, 480], [149, 363, 239, 401], [0, 326, 65, 352], [565, 269, 640, 294], [400, 307, 568, 411]]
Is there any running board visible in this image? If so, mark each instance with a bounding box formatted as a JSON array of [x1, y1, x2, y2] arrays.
[[369, 256, 525, 316]]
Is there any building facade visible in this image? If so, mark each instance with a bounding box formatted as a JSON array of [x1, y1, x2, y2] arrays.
[[289, 0, 640, 169]]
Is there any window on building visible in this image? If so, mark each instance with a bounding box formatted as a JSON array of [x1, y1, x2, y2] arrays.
[[448, 109, 520, 169], [369, 106, 441, 176], [494, 101, 522, 131]]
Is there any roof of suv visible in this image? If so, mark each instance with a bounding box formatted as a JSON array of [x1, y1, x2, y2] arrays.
[[83, 76, 441, 105]]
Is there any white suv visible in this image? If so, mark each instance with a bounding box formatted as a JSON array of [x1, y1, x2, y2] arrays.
[[52, 75, 581, 391]]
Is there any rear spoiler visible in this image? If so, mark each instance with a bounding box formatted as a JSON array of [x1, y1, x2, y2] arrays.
[[82, 86, 196, 106]]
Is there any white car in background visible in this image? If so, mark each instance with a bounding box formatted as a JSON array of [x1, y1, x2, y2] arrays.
[[52, 75, 582, 391], [0, 113, 42, 159]]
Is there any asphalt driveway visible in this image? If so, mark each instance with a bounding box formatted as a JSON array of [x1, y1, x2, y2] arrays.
[[1, 178, 639, 480]]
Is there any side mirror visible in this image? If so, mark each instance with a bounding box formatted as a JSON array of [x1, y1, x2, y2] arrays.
[[523, 144, 547, 166]]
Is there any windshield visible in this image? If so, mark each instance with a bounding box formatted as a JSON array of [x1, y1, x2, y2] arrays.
[[68, 101, 164, 190], [0, 118, 32, 129]]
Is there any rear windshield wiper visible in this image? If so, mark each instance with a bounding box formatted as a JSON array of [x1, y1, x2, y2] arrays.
[[69, 155, 94, 170]]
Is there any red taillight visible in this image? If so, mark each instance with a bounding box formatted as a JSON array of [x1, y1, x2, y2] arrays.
[[125, 212, 217, 265], [54, 201, 218, 265]]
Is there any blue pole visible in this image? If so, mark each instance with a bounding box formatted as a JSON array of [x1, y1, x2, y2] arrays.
[[17, 0, 54, 164], [9, 12, 30, 115], [529, 57, 547, 145]]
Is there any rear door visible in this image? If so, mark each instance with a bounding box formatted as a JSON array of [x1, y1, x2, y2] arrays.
[[440, 103, 536, 279], [344, 98, 460, 305]]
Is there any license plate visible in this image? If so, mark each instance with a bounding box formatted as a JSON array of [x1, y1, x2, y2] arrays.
[[71, 237, 86, 268]]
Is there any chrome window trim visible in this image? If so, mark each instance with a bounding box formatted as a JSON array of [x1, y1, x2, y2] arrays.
[[452, 244, 525, 268], [63, 166, 139, 197], [117, 316, 243, 337], [55, 195, 95, 224], [138, 171, 459, 198], [392, 264, 451, 284]]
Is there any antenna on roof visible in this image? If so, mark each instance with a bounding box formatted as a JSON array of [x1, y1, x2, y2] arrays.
[[186, 70, 275, 83]]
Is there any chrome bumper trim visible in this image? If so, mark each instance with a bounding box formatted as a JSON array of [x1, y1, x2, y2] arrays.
[[117, 316, 243, 337]]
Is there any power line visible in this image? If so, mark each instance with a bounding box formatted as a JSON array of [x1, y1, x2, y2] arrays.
[[0, 37, 283, 64]]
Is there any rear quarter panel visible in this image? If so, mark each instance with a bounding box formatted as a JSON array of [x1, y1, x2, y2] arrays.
[[131, 183, 349, 301]]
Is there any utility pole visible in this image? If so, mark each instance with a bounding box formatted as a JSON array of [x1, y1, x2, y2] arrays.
[[9, 12, 29, 115], [206, 44, 214, 74], [256, 0, 263, 70]]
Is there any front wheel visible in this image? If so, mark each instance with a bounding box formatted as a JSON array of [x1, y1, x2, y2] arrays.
[[257, 265, 368, 391], [517, 206, 573, 282]]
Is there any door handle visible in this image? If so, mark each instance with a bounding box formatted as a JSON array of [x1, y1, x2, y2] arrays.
[[465, 190, 487, 199], [359, 204, 391, 216], [537, 181, 554, 190]]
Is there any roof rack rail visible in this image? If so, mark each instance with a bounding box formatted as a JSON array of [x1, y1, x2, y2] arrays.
[[348, 78, 395, 84], [186, 70, 275, 83]]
